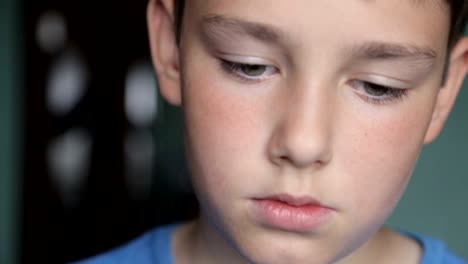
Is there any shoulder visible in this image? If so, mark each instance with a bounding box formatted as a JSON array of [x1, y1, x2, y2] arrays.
[[372, 228, 466, 264], [69, 224, 179, 264], [402, 231, 467, 264]]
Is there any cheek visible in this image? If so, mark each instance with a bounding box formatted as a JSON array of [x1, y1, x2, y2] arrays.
[[181, 66, 267, 197], [337, 99, 435, 217]]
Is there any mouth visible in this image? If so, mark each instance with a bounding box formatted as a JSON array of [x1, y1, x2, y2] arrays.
[[250, 193, 334, 232]]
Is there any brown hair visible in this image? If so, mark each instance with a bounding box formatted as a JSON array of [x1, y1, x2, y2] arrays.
[[449, 0, 468, 48], [173, 0, 467, 49], [174, 0, 185, 43]]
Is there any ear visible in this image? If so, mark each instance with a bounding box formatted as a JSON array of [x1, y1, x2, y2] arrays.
[[147, 0, 182, 106], [424, 37, 468, 144]]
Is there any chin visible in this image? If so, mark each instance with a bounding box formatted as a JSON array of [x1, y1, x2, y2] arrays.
[[242, 248, 338, 264], [229, 230, 346, 264]]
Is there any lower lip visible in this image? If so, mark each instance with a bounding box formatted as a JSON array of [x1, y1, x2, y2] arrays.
[[251, 199, 332, 232]]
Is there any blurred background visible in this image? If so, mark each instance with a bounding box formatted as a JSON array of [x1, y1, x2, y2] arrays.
[[0, 0, 467, 263]]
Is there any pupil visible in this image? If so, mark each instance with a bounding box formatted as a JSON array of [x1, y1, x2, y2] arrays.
[[242, 65, 265, 76], [365, 84, 388, 96]]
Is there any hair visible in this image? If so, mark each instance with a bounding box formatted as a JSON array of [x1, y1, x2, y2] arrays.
[[174, 0, 185, 43], [449, 0, 468, 48], [173, 0, 468, 49]]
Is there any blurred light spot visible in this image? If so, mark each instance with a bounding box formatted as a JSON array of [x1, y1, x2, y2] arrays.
[[125, 62, 158, 127], [125, 129, 155, 200], [36, 10, 67, 54], [48, 128, 92, 207], [46, 50, 88, 116]]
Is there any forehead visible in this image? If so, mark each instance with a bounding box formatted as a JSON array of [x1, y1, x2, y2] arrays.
[[184, 0, 450, 55], [186, 0, 450, 26], [186, 0, 449, 11]]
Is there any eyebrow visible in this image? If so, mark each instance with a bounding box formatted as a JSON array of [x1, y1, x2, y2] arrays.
[[347, 42, 438, 69], [200, 15, 438, 71], [200, 15, 284, 43]]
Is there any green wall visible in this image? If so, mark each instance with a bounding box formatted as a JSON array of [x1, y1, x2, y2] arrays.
[[0, 0, 21, 263], [387, 36, 468, 258]]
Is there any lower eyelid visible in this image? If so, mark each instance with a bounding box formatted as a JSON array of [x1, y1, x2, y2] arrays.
[[219, 61, 264, 83], [348, 80, 409, 104], [219, 59, 278, 81], [349, 80, 401, 93]]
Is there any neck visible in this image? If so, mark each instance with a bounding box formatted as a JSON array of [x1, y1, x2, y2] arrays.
[[172, 220, 421, 264], [173, 217, 250, 264]]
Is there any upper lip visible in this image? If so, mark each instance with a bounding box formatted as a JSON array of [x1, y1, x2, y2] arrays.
[[256, 193, 324, 207]]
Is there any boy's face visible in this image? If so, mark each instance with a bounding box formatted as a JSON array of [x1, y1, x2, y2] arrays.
[[150, 0, 467, 263]]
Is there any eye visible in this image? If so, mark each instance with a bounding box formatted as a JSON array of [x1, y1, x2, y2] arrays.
[[349, 80, 408, 104], [362, 82, 389, 96], [239, 64, 268, 77], [220, 59, 278, 82]]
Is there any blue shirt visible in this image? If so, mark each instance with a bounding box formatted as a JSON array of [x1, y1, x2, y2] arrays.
[[72, 224, 466, 264]]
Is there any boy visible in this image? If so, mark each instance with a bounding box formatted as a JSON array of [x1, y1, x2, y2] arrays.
[[76, 0, 468, 263]]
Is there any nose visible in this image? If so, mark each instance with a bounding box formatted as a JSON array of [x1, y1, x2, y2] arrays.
[[268, 80, 334, 170]]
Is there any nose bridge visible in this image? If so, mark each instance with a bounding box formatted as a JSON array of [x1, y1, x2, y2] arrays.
[[271, 77, 334, 169]]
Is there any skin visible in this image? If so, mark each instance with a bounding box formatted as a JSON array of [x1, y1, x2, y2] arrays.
[[147, 0, 468, 263]]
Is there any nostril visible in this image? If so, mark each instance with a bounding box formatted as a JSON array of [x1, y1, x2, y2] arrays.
[[272, 135, 333, 169], [279, 155, 289, 162], [266, 112, 333, 170]]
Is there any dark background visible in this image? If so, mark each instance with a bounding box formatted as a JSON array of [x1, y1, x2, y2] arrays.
[[20, 1, 197, 263]]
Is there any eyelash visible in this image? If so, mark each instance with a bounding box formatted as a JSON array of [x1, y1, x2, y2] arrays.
[[348, 80, 409, 105], [219, 59, 277, 83], [218, 59, 408, 105]]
